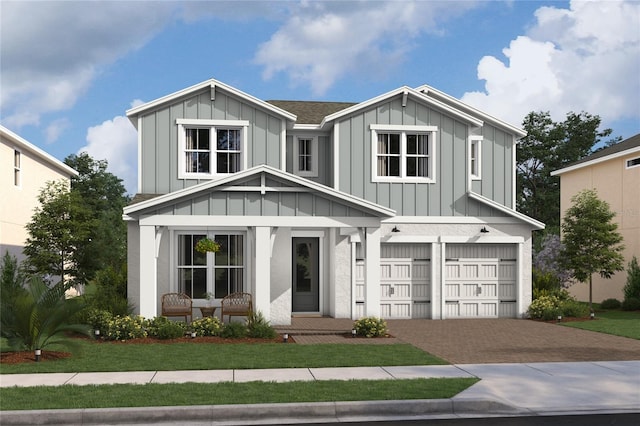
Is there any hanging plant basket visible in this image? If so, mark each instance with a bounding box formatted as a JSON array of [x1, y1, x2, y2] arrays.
[[195, 238, 221, 254]]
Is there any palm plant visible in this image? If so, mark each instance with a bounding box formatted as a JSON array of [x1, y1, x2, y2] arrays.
[[1, 275, 92, 353]]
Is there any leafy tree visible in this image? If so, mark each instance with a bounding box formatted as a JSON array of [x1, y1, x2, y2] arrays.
[[23, 180, 93, 286], [533, 234, 572, 288], [64, 153, 129, 284], [623, 256, 640, 302], [0, 275, 91, 351], [517, 111, 619, 235], [560, 189, 625, 311], [1, 251, 26, 303]]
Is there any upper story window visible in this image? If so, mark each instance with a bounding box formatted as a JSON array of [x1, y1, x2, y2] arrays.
[[293, 136, 318, 177], [370, 125, 437, 183], [469, 136, 482, 180], [177, 119, 249, 179], [14, 149, 21, 187], [626, 157, 640, 169]]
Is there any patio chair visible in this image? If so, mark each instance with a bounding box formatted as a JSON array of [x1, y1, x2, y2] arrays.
[[221, 292, 253, 322], [161, 293, 192, 323]]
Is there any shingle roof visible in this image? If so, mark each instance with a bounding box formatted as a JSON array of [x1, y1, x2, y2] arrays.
[[567, 133, 640, 168], [267, 100, 356, 125]]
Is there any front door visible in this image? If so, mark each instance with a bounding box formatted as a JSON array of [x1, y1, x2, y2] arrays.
[[292, 237, 319, 312]]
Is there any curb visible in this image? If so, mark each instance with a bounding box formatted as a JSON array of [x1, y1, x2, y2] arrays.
[[0, 398, 525, 425]]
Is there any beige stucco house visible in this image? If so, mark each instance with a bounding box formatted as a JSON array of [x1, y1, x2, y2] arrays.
[[0, 125, 78, 263], [552, 133, 640, 302]]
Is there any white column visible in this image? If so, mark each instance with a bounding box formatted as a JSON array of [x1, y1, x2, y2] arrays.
[[440, 241, 446, 320], [254, 226, 271, 319], [364, 227, 380, 317], [139, 224, 157, 318], [517, 242, 525, 317]]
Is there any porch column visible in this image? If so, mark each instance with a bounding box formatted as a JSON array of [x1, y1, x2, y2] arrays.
[[253, 226, 271, 319], [139, 224, 157, 318], [364, 227, 381, 317]]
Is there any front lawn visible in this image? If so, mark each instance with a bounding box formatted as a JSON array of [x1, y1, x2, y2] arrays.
[[0, 378, 479, 411], [561, 309, 640, 340], [0, 340, 447, 374]]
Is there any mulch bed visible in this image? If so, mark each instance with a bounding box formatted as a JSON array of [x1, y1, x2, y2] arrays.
[[0, 334, 294, 365]]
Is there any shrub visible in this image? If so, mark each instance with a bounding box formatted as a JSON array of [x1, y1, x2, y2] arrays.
[[190, 316, 222, 337], [353, 316, 387, 337], [220, 321, 247, 338], [600, 298, 622, 310], [622, 297, 640, 311], [528, 295, 562, 320], [147, 316, 186, 339], [560, 299, 589, 318], [246, 311, 277, 339], [84, 308, 113, 332], [623, 256, 640, 301], [105, 315, 148, 341]]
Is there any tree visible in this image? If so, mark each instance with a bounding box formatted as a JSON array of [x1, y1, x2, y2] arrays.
[[23, 180, 93, 286], [560, 189, 625, 311], [517, 111, 619, 236], [623, 256, 640, 302], [64, 153, 129, 284]]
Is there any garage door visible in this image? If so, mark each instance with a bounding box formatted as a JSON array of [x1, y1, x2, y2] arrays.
[[356, 243, 431, 319], [445, 244, 517, 318]]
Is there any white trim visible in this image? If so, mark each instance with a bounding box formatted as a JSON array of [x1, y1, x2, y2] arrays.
[[469, 135, 482, 181], [382, 216, 529, 224], [512, 136, 517, 209], [140, 215, 384, 228], [293, 135, 318, 177], [12, 148, 21, 188], [439, 235, 525, 244], [280, 120, 287, 172], [381, 234, 439, 243], [467, 191, 545, 230], [291, 230, 325, 315], [176, 118, 250, 127], [137, 117, 142, 193], [551, 145, 640, 176], [126, 78, 296, 124], [333, 124, 340, 190], [371, 126, 437, 183]]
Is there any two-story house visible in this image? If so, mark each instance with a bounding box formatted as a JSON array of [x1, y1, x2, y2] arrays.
[[0, 125, 78, 263], [552, 134, 640, 302], [123, 79, 544, 325]]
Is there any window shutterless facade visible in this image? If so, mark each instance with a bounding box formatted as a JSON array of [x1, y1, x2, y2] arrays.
[[469, 136, 482, 180], [626, 157, 640, 169], [177, 119, 249, 179], [176, 232, 245, 299], [371, 125, 437, 182], [293, 135, 318, 177], [14, 149, 21, 187]]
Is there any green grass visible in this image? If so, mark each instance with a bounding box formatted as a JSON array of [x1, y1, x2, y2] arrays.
[[561, 309, 640, 339], [0, 378, 479, 411], [0, 340, 447, 374]]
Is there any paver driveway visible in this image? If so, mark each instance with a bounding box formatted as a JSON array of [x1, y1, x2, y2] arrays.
[[279, 317, 640, 364]]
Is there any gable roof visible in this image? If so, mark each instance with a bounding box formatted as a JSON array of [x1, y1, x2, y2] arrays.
[[266, 100, 356, 125], [551, 133, 640, 176], [467, 191, 545, 230], [320, 86, 484, 129], [0, 125, 78, 177], [126, 78, 297, 127], [124, 165, 396, 218], [416, 85, 527, 138]]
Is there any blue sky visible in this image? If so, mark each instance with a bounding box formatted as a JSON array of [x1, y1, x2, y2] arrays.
[[2, 0, 639, 195]]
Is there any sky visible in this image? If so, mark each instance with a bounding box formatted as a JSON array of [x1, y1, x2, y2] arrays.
[[1, 0, 639, 195]]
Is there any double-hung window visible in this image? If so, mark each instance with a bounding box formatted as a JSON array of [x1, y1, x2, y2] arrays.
[[371, 125, 436, 182], [13, 149, 21, 187], [293, 136, 318, 177], [176, 232, 245, 300], [469, 136, 482, 180], [177, 119, 248, 178]]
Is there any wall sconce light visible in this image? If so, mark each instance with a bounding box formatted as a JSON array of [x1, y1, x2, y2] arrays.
[[391, 226, 400, 233], [283, 333, 289, 343], [480, 227, 489, 233]]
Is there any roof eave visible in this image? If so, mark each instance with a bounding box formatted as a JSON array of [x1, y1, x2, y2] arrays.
[[552, 145, 640, 176], [467, 191, 545, 230]]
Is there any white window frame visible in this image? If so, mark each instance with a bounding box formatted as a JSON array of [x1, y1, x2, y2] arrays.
[[370, 124, 437, 183], [13, 149, 21, 187], [626, 156, 640, 169], [293, 135, 318, 177], [469, 136, 482, 180], [177, 119, 249, 179], [173, 230, 246, 301]]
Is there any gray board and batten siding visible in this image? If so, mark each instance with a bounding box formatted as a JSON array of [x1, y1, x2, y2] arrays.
[[335, 95, 515, 217], [139, 87, 286, 194], [137, 174, 376, 218]]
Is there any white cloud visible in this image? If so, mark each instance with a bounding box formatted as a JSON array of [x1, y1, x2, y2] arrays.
[[79, 115, 138, 195], [45, 119, 71, 144], [254, 1, 479, 96], [461, 0, 640, 128]]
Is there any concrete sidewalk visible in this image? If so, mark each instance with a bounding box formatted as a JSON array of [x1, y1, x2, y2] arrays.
[[2, 361, 639, 424]]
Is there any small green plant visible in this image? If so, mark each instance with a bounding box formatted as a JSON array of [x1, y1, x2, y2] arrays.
[[353, 316, 388, 337], [246, 311, 277, 338], [84, 308, 113, 332], [622, 297, 640, 311], [105, 315, 148, 341], [560, 299, 590, 318], [220, 321, 247, 338], [147, 316, 186, 339], [195, 238, 221, 254], [623, 256, 640, 302], [190, 316, 222, 336], [600, 298, 622, 310], [528, 295, 562, 320]]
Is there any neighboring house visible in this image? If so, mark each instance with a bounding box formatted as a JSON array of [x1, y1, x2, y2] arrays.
[[0, 125, 78, 263], [552, 134, 640, 302], [123, 78, 544, 325]]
